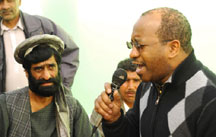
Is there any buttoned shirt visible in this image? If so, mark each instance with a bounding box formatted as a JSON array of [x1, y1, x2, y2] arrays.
[[0, 19, 28, 92]]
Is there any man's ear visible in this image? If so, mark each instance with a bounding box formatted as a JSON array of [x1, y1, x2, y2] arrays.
[[19, 0, 22, 6], [25, 70, 29, 78], [167, 40, 181, 59]]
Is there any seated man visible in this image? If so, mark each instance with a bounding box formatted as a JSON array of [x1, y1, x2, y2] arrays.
[[90, 58, 141, 137], [0, 34, 99, 137]]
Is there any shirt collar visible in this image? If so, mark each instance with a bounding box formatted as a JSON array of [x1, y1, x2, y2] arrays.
[[166, 75, 172, 83], [0, 18, 24, 35], [123, 102, 130, 112]]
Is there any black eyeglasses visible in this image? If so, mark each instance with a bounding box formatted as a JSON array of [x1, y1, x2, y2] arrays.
[[126, 40, 173, 49], [126, 41, 143, 49]]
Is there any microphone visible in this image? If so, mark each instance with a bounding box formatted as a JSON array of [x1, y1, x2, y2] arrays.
[[108, 68, 128, 101], [90, 68, 127, 137]]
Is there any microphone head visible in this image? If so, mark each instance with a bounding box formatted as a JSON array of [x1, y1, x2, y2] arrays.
[[112, 68, 127, 89]]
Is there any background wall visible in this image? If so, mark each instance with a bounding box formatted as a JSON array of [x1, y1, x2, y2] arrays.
[[21, 0, 216, 114]]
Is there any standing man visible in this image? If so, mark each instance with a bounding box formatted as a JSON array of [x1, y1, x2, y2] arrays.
[[90, 58, 141, 137], [116, 58, 141, 111], [0, 34, 99, 137], [94, 7, 216, 137], [0, 0, 79, 92]]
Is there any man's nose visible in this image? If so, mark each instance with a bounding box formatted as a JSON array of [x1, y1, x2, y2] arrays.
[[42, 68, 51, 80], [130, 46, 140, 59], [1, 1, 10, 9], [128, 80, 135, 90]]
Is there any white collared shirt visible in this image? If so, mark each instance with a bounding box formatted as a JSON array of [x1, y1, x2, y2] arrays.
[[1, 19, 28, 92], [123, 102, 130, 112]]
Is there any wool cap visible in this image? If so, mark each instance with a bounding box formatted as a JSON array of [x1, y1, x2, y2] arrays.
[[14, 34, 64, 64]]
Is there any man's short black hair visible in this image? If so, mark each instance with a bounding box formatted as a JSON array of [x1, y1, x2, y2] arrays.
[[142, 7, 193, 53], [22, 44, 61, 71], [117, 58, 137, 72]]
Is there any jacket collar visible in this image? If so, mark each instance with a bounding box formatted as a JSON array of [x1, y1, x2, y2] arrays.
[[152, 51, 200, 89], [20, 11, 43, 37], [170, 50, 202, 86]]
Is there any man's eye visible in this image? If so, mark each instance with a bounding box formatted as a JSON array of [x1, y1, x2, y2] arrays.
[[49, 64, 56, 70], [135, 79, 141, 83], [34, 67, 42, 72], [139, 45, 145, 48], [7, 0, 15, 2]]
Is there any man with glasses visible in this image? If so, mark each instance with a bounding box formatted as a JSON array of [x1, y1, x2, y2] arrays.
[[94, 7, 216, 137]]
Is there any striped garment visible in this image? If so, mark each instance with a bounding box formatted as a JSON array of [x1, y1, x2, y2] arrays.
[[102, 51, 216, 137], [0, 86, 99, 137]]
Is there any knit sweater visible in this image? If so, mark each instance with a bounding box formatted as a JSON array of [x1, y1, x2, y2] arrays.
[[102, 51, 216, 137]]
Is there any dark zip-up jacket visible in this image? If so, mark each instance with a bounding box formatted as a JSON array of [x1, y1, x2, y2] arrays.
[[102, 51, 216, 137], [0, 11, 79, 93]]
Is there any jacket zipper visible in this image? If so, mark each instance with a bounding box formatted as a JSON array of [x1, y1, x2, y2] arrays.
[[151, 84, 164, 137], [155, 86, 163, 105]]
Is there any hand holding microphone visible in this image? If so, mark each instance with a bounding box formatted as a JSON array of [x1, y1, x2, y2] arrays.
[[91, 68, 127, 136]]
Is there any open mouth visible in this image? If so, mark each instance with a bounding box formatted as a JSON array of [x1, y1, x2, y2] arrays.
[[133, 61, 146, 68], [133, 61, 146, 66], [133, 61, 146, 74], [137, 64, 146, 68]]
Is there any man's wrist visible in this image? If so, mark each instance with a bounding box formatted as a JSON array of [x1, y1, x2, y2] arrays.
[[103, 109, 123, 124]]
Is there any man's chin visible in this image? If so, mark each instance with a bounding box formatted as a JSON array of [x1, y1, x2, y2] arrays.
[[32, 85, 58, 97], [2, 15, 15, 21]]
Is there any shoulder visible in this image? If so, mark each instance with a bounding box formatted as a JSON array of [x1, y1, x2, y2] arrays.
[[0, 87, 28, 101], [65, 95, 78, 107], [5, 87, 29, 96], [65, 95, 85, 113], [4, 87, 29, 102], [201, 65, 216, 87], [136, 82, 151, 98], [0, 93, 6, 104], [21, 11, 57, 31], [63, 87, 78, 107], [22, 12, 53, 23]]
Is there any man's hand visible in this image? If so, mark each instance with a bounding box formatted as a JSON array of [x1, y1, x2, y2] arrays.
[[94, 82, 122, 123]]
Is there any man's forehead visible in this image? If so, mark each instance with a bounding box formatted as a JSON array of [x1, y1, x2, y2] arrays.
[[126, 71, 140, 78], [134, 13, 161, 29], [0, 0, 16, 2], [131, 13, 161, 41], [31, 56, 57, 67]]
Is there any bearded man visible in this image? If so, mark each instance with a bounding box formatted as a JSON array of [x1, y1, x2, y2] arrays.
[[0, 34, 99, 137]]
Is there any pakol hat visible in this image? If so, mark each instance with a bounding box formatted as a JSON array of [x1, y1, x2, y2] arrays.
[[14, 34, 64, 64]]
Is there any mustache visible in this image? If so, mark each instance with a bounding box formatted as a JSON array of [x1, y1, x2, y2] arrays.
[[126, 90, 136, 94], [0, 9, 12, 14], [36, 78, 58, 85]]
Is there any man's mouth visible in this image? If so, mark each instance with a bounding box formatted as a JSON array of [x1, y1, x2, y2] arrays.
[[133, 61, 146, 74], [126, 91, 136, 97], [1, 10, 12, 15], [40, 82, 53, 86], [132, 61, 146, 66]]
